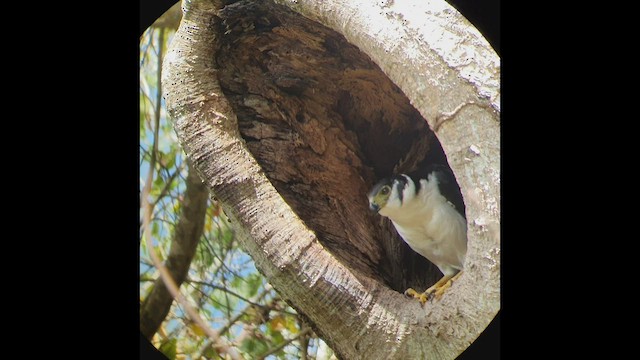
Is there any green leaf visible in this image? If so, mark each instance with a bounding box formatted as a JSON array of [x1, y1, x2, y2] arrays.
[[152, 222, 160, 237], [158, 338, 177, 360], [246, 273, 262, 298], [165, 151, 176, 169], [268, 327, 285, 345], [229, 275, 242, 292], [203, 346, 218, 358], [153, 174, 165, 189], [172, 201, 181, 215], [285, 315, 299, 334], [139, 274, 154, 282], [220, 225, 234, 247], [198, 243, 214, 269], [240, 338, 269, 356], [209, 289, 236, 312], [234, 273, 262, 299], [140, 111, 147, 135]]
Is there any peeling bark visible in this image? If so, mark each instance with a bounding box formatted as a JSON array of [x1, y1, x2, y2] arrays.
[[140, 165, 209, 340], [162, 0, 499, 358]]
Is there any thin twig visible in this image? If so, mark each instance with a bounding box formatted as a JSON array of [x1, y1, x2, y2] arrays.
[[299, 318, 309, 360], [152, 162, 186, 207], [186, 280, 262, 308], [194, 288, 272, 359], [219, 287, 272, 337], [200, 231, 245, 280], [257, 327, 314, 359]]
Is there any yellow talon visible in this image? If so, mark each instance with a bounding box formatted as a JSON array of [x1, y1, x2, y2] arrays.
[[404, 287, 429, 304], [404, 271, 463, 305]]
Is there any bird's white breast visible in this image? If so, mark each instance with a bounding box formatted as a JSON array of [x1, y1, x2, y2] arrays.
[[381, 177, 467, 276]]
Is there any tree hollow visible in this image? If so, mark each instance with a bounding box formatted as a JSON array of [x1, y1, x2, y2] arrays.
[[216, 0, 450, 294]]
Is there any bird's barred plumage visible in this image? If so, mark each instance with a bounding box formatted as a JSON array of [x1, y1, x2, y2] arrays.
[[368, 165, 467, 278]]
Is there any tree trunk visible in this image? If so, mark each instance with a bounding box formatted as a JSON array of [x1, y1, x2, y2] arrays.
[[162, 0, 499, 359]]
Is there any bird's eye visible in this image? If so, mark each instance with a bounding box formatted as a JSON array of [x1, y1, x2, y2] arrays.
[[380, 187, 390, 195]]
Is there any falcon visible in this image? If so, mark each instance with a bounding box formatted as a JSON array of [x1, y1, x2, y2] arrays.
[[368, 164, 467, 304]]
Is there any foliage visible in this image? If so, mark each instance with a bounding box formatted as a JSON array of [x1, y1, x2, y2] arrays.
[[139, 10, 336, 360]]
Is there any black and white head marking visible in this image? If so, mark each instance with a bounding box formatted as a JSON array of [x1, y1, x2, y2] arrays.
[[393, 174, 409, 204]]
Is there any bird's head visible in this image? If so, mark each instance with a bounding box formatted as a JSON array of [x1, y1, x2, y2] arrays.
[[368, 174, 416, 216]]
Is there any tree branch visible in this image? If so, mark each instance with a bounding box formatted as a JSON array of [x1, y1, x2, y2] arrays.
[[152, 163, 186, 208], [140, 164, 243, 360], [220, 287, 271, 338], [193, 287, 273, 359], [299, 318, 309, 360], [257, 327, 313, 360], [186, 279, 272, 310], [140, 165, 209, 339]]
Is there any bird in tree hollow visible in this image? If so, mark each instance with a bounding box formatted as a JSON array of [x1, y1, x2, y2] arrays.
[[368, 164, 467, 304]]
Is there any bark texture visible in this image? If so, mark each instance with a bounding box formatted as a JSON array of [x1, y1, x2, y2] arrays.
[[162, 0, 499, 358], [140, 166, 209, 339]]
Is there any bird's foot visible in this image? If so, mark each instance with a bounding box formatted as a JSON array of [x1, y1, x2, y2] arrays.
[[404, 287, 429, 305], [423, 280, 451, 300], [404, 271, 463, 305], [403, 285, 443, 305]]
